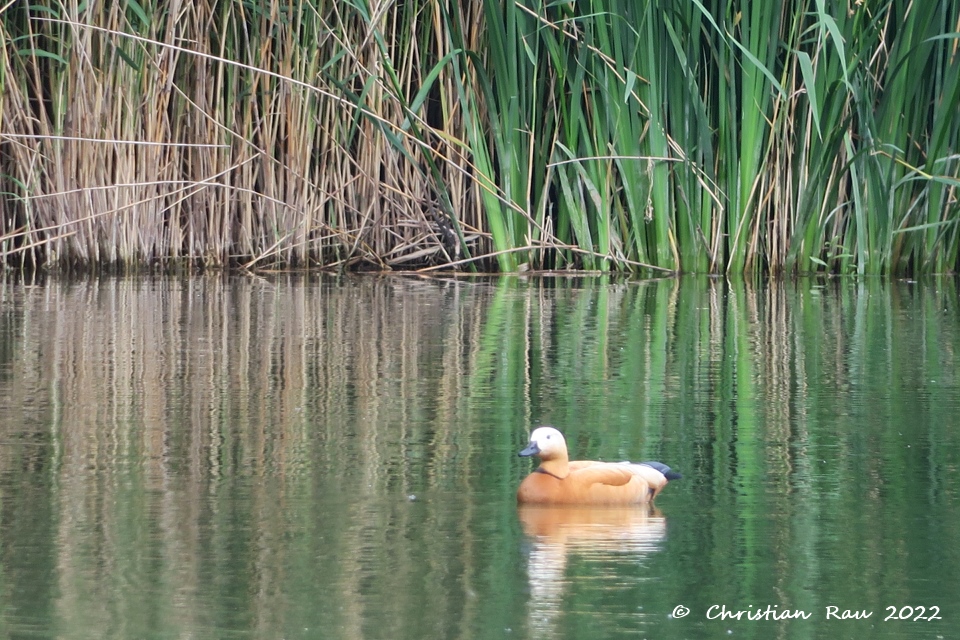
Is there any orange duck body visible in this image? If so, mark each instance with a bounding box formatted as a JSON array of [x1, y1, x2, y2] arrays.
[[516, 426, 680, 506]]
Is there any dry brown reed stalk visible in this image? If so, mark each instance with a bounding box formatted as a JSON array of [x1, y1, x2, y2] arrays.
[[0, 0, 493, 270]]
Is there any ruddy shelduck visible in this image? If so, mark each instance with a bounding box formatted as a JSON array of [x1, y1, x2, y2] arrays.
[[517, 426, 681, 505]]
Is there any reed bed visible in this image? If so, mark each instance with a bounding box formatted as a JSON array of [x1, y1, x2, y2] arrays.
[[0, 0, 957, 274]]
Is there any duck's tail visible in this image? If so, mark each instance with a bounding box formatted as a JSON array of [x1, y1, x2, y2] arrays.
[[639, 461, 682, 481]]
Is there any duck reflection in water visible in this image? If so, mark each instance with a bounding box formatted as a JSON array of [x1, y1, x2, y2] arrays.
[[518, 505, 668, 636]]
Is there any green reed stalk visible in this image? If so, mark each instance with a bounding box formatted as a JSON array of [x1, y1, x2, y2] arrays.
[[633, 1, 675, 268], [662, 6, 716, 273]]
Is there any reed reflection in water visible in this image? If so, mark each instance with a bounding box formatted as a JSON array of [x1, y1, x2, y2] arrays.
[[0, 274, 958, 639]]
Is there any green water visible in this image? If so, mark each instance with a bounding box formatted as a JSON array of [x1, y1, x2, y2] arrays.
[[0, 275, 958, 639]]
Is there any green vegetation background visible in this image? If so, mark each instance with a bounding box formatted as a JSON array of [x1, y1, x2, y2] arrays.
[[1, 1, 958, 274]]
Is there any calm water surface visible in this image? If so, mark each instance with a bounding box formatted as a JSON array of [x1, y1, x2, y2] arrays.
[[1, 274, 958, 639]]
